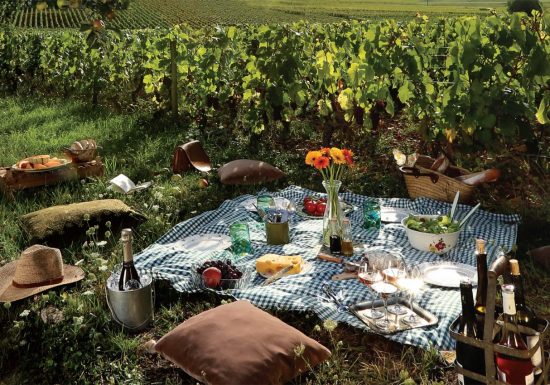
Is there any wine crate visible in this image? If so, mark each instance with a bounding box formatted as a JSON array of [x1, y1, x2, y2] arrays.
[[449, 255, 549, 385], [0, 159, 104, 196]]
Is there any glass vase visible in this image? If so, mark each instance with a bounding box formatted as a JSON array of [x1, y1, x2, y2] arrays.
[[322, 179, 344, 246]]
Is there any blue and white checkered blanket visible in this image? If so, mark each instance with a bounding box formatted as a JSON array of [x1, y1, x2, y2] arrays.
[[135, 185, 520, 351]]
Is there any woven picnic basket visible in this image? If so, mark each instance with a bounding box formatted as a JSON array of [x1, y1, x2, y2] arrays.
[[400, 155, 475, 203]]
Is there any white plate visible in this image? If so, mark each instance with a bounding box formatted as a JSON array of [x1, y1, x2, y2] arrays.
[[172, 234, 231, 252], [417, 262, 478, 288], [258, 261, 312, 278], [381, 207, 410, 223], [241, 197, 291, 212], [12, 158, 72, 173]]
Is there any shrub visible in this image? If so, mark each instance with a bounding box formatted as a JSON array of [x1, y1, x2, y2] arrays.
[[507, 0, 543, 15]]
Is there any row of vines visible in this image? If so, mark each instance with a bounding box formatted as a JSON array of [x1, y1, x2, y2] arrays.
[[0, 13, 549, 151]]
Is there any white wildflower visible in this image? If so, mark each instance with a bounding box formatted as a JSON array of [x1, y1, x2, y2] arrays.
[[19, 310, 30, 317]]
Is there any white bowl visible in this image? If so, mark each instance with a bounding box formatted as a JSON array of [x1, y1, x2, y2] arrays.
[[401, 215, 461, 254]]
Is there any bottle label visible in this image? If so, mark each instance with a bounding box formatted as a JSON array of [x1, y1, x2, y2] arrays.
[[525, 371, 534, 385], [526, 335, 542, 369], [502, 290, 516, 315]]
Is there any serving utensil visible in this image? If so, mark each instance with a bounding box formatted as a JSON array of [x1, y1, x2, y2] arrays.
[[449, 191, 460, 222], [459, 202, 481, 228], [261, 265, 293, 286], [321, 284, 377, 330]]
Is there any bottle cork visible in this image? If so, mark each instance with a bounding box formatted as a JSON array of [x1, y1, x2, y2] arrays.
[[509, 259, 520, 276], [475, 239, 486, 254]]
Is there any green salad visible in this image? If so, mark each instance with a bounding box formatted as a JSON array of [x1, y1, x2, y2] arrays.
[[404, 214, 460, 234]]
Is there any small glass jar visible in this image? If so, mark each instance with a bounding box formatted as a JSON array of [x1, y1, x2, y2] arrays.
[[341, 218, 354, 257], [363, 199, 381, 230]]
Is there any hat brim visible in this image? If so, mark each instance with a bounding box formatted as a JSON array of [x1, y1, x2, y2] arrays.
[[0, 260, 85, 303]]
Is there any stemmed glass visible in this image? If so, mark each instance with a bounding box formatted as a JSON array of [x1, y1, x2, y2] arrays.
[[368, 251, 398, 331], [398, 265, 424, 326], [357, 259, 384, 319], [385, 258, 408, 316]]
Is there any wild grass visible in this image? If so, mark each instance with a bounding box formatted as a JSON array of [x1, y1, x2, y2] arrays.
[[0, 95, 548, 384]]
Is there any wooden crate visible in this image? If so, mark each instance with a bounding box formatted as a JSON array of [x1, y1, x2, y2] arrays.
[[449, 255, 549, 385], [0, 159, 104, 195]]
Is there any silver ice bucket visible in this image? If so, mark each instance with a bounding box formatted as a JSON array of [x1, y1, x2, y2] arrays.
[[105, 278, 154, 331]]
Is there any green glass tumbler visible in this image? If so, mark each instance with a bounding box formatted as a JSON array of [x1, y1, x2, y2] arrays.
[[229, 223, 253, 257], [363, 199, 381, 230]]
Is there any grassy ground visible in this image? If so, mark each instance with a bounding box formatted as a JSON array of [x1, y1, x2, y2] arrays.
[[0, 95, 548, 384], [10, 0, 550, 28]]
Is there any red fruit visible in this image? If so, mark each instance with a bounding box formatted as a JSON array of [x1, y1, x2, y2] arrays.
[[315, 202, 326, 216], [303, 196, 313, 205], [319, 197, 327, 203], [198, 178, 209, 188], [202, 267, 222, 288], [305, 201, 317, 215]]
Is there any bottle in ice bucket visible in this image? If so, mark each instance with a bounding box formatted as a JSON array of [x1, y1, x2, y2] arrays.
[[118, 228, 141, 291], [495, 284, 535, 385], [474, 239, 488, 335], [509, 259, 542, 377], [455, 278, 485, 385]]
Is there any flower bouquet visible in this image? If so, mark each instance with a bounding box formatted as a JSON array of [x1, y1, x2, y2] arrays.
[[305, 147, 354, 245]]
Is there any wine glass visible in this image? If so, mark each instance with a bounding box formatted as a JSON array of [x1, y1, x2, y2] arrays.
[[398, 265, 424, 326], [371, 280, 398, 331], [357, 259, 384, 319], [385, 258, 408, 316]]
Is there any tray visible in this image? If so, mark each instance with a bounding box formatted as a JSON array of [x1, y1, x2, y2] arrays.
[[350, 297, 438, 334]]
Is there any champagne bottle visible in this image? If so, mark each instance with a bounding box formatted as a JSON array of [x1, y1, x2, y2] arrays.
[[495, 284, 535, 385], [474, 239, 488, 335], [118, 228, 141, 291], [509, 259, 542, 376], [455, 279, 485, 385]]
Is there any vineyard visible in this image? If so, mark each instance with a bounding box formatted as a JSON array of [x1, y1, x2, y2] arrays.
[[0, 14, 549, 153], [9, 0, 550, 29]]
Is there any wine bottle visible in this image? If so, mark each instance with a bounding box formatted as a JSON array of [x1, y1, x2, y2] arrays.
[[455, 279, 485, 385], [474, 239, 488, 335], [118, 228, 141, 291], [341, 218, 354, 257], [509, 259, 542, 376], [495, 284, 535, 385]]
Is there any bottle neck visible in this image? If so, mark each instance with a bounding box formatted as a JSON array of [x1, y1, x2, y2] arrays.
[[475, 252, 488, 312], [122, 233, 133, 263], [510, 273, 526, 307], [460, 282, 477, 335]]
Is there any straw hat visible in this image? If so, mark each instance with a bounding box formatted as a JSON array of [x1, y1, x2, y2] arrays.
[[0, 245, 84, 302]]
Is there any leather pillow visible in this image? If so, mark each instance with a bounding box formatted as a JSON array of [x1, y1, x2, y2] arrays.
[[20, 199, 145, 247], [154, 301, 331, 385], [218, 159, 284, 185]]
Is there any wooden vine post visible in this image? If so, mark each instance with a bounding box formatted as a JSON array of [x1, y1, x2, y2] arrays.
[[170, 39, 178, 119]]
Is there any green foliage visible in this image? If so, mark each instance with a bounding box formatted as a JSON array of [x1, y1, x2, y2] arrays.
[[0, 14, 549, 151], [508, 0, 544, 15]]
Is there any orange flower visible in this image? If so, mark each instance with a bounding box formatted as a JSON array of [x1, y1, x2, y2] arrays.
[[320, 147, 331, 156], [305, 150, 322, 166], [342, 148, 354, 165], [329, 147, 346, 165], [314, 156, 330, 169]]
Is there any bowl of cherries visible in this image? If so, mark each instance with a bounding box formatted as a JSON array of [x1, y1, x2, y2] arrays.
[[301, 196, 327, 217], [194, 259, 250, 290]]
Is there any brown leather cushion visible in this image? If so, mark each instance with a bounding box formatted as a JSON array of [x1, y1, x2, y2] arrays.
[[218, 159, 284, 185], [154, 301, 331, 385]]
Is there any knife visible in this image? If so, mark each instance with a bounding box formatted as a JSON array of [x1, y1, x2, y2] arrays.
[[317, 252, 361, 272], [261, 265, 293, 286]]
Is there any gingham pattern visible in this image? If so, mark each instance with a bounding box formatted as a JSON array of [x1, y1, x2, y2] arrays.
[[135, 185, 520, 351]]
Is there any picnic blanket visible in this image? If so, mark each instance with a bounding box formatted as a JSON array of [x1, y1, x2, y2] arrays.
[[134, 185, 520, 351]]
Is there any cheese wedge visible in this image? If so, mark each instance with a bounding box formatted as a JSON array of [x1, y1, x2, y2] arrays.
[[256, 254, 304, 277]]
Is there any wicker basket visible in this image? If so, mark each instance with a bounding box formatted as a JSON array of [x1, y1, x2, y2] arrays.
[[400, 155, 475, 203]]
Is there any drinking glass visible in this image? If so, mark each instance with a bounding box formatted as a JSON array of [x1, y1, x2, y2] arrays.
[[385, 259, 408, 316], [229, 223, 253, 257], [357, 260, 384, 319], [371, 281, 397, 331], [363, 199, 381, 230], [257, 194, 274, 215], [399, 266, 424, 326]]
